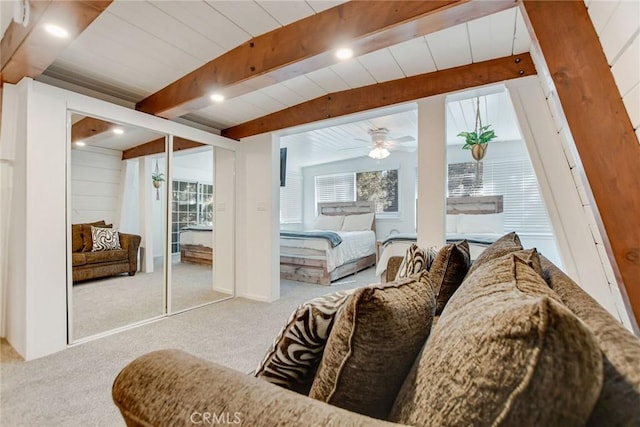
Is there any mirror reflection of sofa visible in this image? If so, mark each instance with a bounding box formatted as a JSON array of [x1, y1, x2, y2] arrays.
[[71, 220, 141, 283]]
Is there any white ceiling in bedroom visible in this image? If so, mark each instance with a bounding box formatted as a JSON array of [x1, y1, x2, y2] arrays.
[[39, 1, 531, 132], [281, 85, 523, 170]]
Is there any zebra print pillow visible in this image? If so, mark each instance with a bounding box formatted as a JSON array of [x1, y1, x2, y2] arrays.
[[91, 226, 122, 251], [395, 243, 437, 280], [254, 289, 356, 394]]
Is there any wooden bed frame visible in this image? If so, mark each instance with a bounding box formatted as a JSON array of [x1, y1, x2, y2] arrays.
[[280, 201, 377, 286], [446, 195, 504, 214], [180, 244, 213, 266]]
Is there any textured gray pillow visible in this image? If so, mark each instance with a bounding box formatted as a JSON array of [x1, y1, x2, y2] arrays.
[[309, 271, 437, 420], [395, 243, 437, 280], [430, 240, 471, 315], [466, 231, 523, 277], [390, 252, 603, 427], [254, 289, 355, 394]]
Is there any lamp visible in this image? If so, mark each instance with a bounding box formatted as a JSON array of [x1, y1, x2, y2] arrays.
[[368, 146, 390, 160]]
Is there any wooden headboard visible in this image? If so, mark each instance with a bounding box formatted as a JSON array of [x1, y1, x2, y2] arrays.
[[318, 201, 376, 232], [446, 195, 503, 215]]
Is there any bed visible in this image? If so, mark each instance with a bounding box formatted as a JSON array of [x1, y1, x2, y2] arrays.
[[280, 201, 377, 285], [179, 226, 213, 266], [376, 195, 504, 278]]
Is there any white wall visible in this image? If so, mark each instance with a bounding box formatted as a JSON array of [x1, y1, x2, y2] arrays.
[[236, 133, 279, 302], [214, 148, 236, 295], [417, 96, 446, 249], [586, 0, 640, 142], [302, 151, 418, 239], [70, 146, 122, 226]]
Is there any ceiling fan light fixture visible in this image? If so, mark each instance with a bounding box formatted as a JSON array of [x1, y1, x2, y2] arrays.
[[368, 146, 390, 160]]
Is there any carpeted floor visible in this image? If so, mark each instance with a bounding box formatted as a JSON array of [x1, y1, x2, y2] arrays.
[[73, 256, 231, 340], [0, 267, 378, 426]]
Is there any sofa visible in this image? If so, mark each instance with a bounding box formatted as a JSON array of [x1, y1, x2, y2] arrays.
[[72, 220, 141, 282], [112, 233, 640, 426]]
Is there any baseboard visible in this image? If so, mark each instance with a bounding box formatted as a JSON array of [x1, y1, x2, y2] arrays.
[[237, 292, 276, 303]]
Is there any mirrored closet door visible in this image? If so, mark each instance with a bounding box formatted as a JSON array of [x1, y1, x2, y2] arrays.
[[68, 112, 167, 342], [169, 143, 235, 313]]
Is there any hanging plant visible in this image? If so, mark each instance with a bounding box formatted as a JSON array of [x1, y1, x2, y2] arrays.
[[457, 97, 498, 161], [152, 160, 164, 200]]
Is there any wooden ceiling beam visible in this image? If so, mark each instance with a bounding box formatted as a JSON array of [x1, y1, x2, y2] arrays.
[[135, 0, 516, 119], [522, 1, 640, 325], [122, 137, 205, 161], [71, 117, 114, 143], [221, 53, 535, 140], [0, 0, 112, 84]]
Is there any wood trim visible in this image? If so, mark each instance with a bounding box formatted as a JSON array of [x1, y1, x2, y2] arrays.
[[222, 53, 535, 140], [1, 1, 112, 84], [135, 0, 516, 119], [122, 137, 204, 161], [522, 1, 640, 324]]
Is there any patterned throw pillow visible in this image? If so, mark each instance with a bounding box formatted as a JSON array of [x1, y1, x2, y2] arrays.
[[395, 243, 437, 280], [90, 226, 122, 251], [254, 289, 355, 394]]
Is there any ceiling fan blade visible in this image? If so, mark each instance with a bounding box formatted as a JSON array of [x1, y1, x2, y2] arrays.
[[391, 145, 416, 152], [393, 136, 415, 143], [339, 146, 369, 151]]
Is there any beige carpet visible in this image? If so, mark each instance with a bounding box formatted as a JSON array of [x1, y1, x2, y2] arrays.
[[73, 256, 231, 340], [1, 267, 378, 426]]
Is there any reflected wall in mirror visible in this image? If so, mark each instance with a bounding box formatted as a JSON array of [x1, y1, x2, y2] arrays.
[[169, 144, 234, 313], [69, 112, 167, 342]]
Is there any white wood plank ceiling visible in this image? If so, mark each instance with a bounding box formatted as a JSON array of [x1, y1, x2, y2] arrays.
[[39, 1, 531, 129]]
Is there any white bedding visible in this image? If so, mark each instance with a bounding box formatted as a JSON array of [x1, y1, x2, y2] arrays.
[[180, 229, 213, 247], [280, 230, 376, 273]]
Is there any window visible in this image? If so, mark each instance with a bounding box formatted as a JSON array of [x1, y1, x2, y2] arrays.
[[171, 180, 213, 253], [280, 173, 303, 224], [315, 170, 399, 216], [447, 159, 553, 235]]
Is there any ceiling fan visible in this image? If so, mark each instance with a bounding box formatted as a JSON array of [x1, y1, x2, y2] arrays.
[[353, 128, 416, 159]]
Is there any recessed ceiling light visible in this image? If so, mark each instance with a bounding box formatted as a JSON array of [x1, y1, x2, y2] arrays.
[[44, 24, 69, 39], [336, 48, 353, 60], [210, 93, 225, 103], [112, 128, 124, 135], [74, 141, 86, 147]]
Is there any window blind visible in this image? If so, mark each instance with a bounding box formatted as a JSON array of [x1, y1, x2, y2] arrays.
[[448, 157, 553, 235], [481, 158, 553, 235], [315, 173, 355, 208], [280, 173, 303, 224]]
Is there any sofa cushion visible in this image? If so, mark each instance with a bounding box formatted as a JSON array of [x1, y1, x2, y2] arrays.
[[254, 289, 355, 394], [465, 231, 522, 278], [430, 240, 471, 315], [81, 221, 109, 252], [90, 226, 122, 251], [539, 256, 640, 426], [84, 249, 128, 264], [72, 252, 87, 267], [72, 224, 85, 253], [395, 243, 436, 280], [309, 271, 437, 420], [389, 252, 603, 427]]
